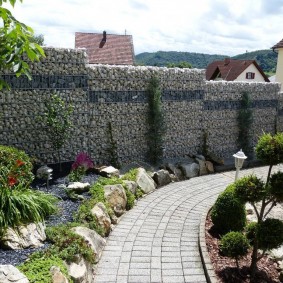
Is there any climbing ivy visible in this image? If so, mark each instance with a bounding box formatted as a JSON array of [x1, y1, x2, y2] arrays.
[[106, 122, 121, 168], [237, 92, 253, 157], [146, 76, 166, 165]]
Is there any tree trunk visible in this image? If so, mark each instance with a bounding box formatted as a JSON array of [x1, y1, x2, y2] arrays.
[[250, 240, 258, 280]]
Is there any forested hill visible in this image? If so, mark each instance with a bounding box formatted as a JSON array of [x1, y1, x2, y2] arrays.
[[135, 49, 277, 74]]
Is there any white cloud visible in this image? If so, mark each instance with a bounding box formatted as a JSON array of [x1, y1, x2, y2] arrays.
[[7, 0, 283, 55]]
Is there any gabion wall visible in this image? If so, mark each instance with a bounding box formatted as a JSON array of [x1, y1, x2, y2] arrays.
[[0, 47, 281, 165]]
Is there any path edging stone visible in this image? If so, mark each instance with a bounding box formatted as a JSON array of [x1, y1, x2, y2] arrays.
[[199, 207, 219, 283]]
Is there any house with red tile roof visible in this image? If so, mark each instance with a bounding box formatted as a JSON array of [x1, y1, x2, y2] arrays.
[[206, 58, 269, 82], [272, 38, 283, 91], [75, 31, 135, 65]]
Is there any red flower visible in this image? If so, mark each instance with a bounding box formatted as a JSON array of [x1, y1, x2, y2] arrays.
[[8, 176, 17, 186], [16, 159, 25, 167]]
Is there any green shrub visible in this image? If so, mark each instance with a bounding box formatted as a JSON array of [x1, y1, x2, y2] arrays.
[[220, 231, 250, 260], [211, 187, 246, 235], [46, 224, 95, 264], [125, 188, 135, 210], [0, 145, 34, 187], [136, 188, 144, 199], [257, 218, 283, 250], [121, 168, 138, 181], [269, 171, 283, 202], [68, 166, 85, 182], [234, 175, 266, 203], [245, 222, 258, 245], [255, 132, 283, 165], [75, 198, 107, 236], [18, 252, 72, 283]]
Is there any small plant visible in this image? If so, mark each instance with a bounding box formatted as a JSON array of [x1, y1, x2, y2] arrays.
[[220, 231, 250, 268], [18, 252, 72, 283], [69, 152, 94, 182], [146, 76, 166, 165], [45, 224, 95, 264], [211, 184, 246, 235], [121, 168, 138, 182], [125, 188, 135, 210], [41, 94, 73, 171]]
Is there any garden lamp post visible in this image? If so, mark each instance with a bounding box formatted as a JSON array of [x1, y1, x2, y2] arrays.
[[233, 149, 247, 181], [36, 165, 53, 190]]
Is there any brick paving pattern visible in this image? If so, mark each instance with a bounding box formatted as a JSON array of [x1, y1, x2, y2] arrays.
[[94, 165, 281, 283]]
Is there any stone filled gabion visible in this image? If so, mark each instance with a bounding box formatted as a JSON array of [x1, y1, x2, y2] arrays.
[[0, 47, 281, 164]]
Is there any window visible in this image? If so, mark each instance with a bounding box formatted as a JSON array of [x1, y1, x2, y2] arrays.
[[246, 72, 255, 79]]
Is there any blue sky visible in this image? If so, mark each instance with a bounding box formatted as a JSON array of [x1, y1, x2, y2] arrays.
[[9, 0, 283, 55]]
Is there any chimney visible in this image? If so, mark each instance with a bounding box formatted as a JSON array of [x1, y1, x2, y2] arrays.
[[102, 31, 107, 43], [224, 58, 230, 65]]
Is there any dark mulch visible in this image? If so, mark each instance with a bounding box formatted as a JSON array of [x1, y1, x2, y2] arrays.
[[205, 214, 282, 283]]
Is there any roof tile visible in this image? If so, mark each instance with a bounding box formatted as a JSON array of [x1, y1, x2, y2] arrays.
[[75, 32, 135, 65]]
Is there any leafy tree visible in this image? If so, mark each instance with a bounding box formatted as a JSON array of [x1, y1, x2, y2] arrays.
[[0, 0, 45, 89], [167, 61, 192, 68], [30, 34, 44, 46]]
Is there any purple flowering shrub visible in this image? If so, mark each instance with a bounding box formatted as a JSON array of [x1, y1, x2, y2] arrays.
[[69, 152, 94, 182]]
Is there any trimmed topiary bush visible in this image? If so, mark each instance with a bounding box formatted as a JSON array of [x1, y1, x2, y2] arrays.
[[234, 175, 266, 203], [257, 218, 283, 250], [220, 231, 250, 267], [269, 171, 283, 202], [255, 132, 283, 166], [245, 222, 257, 246], [211, 185, 246, 235]]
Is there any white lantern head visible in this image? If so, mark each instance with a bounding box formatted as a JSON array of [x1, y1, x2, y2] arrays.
[[233, 149, 247, 169]]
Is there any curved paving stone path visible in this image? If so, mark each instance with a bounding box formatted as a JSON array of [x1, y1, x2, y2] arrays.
[[94, 165, 281, 283]]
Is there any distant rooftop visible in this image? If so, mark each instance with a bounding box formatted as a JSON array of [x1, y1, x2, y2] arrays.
[[272, 38, 283, 50], [206, 58, 269, 82], [75, 31, 135, 65]]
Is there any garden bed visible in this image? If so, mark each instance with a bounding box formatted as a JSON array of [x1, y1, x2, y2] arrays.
[[0, 172, 99, 266], [205, 213, 281, 283]]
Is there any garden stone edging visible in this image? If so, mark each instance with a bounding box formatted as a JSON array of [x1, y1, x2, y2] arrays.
[[199, 207, 219, 283]]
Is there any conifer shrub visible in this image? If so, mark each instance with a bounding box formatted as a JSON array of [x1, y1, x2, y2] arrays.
[[220, 231, 250, 267], [255, 132, 283, 165], [245, 222, 257, 245], [257, 218, 283, 250], [269, 171, 283, 202], [211, 185, 246, 235], [234, 175, 266, 203]]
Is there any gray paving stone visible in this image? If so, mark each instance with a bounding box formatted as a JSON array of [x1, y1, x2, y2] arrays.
[[94, 166, 274, 283]]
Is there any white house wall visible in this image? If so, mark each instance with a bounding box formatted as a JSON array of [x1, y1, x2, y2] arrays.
[[275, 48, 283, 91], [235, 64, 266, 82]]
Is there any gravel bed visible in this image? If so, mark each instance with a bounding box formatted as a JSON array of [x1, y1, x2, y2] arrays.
[[0, 173, 99, 266]]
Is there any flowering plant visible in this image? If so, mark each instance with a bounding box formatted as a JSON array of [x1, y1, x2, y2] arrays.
[[0, 145, 34, 188], [69, 152, 94, 182], [0, 147, 57, 236]]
